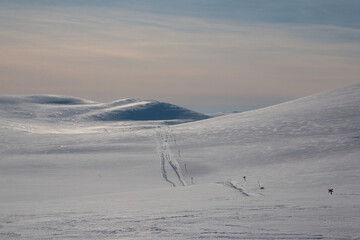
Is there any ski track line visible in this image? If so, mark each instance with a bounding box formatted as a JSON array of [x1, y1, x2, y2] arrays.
[[168, 160, 186, 186], [160, 152, 176, 187], [156, 128, 187, 187], [156, 130, 176, 187], [218, 181, 252, 197]]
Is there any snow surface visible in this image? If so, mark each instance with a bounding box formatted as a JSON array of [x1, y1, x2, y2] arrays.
[[1, 84, 360, 239]]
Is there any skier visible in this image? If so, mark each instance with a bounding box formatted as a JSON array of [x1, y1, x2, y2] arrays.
[[328, 188, 334, 195], [243, 176, 246, 181]]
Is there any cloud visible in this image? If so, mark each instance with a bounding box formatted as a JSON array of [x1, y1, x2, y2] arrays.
[[0, 4, 360, 111]]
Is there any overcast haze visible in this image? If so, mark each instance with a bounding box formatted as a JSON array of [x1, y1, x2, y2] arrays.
[[1, 0, 360, 113]]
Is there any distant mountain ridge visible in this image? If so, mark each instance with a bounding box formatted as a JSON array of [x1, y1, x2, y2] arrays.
[[0, 95, 209, 122], [0, 94, 94, 105]]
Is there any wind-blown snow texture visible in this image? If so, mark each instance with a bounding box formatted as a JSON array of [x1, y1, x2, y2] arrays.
[[1, 84, 360, 239]]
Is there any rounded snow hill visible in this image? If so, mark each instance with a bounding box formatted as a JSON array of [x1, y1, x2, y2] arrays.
[[86, 100, 209, 121], [0, 95, 209, 123]]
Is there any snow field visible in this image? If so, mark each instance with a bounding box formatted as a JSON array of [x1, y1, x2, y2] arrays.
[[1, 84, 360, 239]]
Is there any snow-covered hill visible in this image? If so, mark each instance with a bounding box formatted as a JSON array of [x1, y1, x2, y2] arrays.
[[1, 84, 359, 239], [173, 83, 360, 181], [0, 95, 209, 123]]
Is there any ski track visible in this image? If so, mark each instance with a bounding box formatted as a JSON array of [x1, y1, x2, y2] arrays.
[[160, 152, 176, 187], [168, 160, 186, 186], [218, 180, 263, 197], [156, 128, 187, 187]]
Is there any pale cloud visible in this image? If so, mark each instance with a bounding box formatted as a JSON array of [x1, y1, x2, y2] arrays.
[[1, 4, 360, 112]]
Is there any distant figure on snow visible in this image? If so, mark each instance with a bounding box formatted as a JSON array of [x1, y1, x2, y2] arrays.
[[328, 188, 334, 195], [243, 176, 246, 181], [258, 180, 264, 190]]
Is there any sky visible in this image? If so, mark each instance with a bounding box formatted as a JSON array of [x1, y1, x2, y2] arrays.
[[1, 0, 360, 113]]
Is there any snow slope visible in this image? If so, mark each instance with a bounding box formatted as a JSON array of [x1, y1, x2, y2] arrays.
[[1, 84, 360, 239]]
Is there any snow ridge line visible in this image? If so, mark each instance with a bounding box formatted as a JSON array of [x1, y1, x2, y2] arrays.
[[156, 128, 187, 187]]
